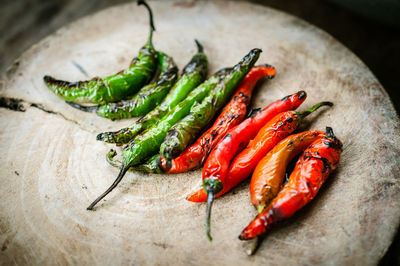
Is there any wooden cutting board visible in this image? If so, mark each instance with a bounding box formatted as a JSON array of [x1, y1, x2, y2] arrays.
[[1, 1, 399, 265]]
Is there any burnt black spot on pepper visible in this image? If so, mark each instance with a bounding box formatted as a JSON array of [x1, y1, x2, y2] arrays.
[[287, 117, 293, 123], [224, 134, 232, 139], [298, 91, 306, 99], [210, 130, 218, 140], [218, 119, 226, 125], [247, 108, 261, 118], [281, 95, 289, 101], [168, 129, 179, 138]]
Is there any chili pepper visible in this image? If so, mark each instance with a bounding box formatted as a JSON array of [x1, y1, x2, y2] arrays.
[[239, 127, 342, 241], [66, 51, 178, 119], [44, 0, 157, 105], [160, 57, 267, 162], [159, 64, 276, 173], [96, 40, 208, 144], [250, 130, 325, 213], [200, 102, 332, 241], [86, 48, 261, 210], [186, 90, 307, 203], [106, 150, 162, 174]]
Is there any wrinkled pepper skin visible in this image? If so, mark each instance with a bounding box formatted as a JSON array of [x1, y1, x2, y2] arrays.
[[96, 40, 208, 144], [239, 127, 342, 240], [86, 48, 261, 210], [44, 0, 157, 104], [95, 51, 178, 119], [160, 51, 264, 161], [160, 64, 276, 173], [251, 130, 325, 212], [186, 91, 307, 202], [123, 48, 261, 168]]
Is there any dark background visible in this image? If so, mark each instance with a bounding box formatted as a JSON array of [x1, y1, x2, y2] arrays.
[[1, 0, 399, 264]]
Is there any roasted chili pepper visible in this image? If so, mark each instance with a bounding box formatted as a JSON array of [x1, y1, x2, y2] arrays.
[[250, 130, 325, 213], [86, 48, 261, 210], [160, 57, 266, 162], [44, 0, 157, 104], [201, 101, 332, 241], [66, 51, 178, 119], [186, 91, 307, 203], [239, 127, 342, 241], [159, 64, 276, 173], [96, 40, 208, 144], [106, 150, 163, 174]]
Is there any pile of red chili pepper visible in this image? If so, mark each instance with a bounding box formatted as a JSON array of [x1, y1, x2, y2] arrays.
[[43, 0, 342, 255]]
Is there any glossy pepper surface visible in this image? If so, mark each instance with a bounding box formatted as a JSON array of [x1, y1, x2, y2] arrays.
[[68, 51, 178, 119], [250, 130, 325, 212], [239, 127, 342, 240], [96, 40, 208, 144], [160, 53, 266, 162], [186, 91, 307, 203], [160, 64, 276, 173], [86, 48, 261, 210], [44, 0, 157, 104]]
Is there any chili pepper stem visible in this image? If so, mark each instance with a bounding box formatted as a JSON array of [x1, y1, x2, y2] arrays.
[[66, 101, 97, 113], [87, 164, 129, 210], [206, 188, 214, 241], [138, 0, 155, 44], [195, 39, 204, 53], [297, 101, 333, 120]]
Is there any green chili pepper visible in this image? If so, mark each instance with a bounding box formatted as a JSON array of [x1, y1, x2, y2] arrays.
[[160, 53, 260, 160], [86, 48, 262, 210], [107, 150, 162, 174], [96, 40, 208, 144], [67, 51, 178, 119], [43, 0, 157, 104]]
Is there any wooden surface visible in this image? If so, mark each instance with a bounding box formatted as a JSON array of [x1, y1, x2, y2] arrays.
[[1, 1, 400, 265]]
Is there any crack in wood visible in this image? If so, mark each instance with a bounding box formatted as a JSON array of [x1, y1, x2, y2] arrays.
[[0, 96, 95, 133]]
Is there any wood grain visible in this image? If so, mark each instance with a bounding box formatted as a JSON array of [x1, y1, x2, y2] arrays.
[[1, 1, 399, 265]]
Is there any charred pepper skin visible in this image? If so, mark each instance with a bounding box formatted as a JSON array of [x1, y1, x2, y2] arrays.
[[96, 40, 209, 144], [250, 130, 325, 212], [69, 51, 179, 119], [86, 49, 261, 210], [44, 0, 157, 105], [239, 127, 342, 241], [160, 51, 265, 161], [186, 91, 307, 203], [160, 64, 277, 172]]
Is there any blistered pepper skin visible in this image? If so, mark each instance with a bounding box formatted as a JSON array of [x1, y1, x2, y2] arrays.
[[160, 50, 264, 161], [250, 130, 325, 212], [95, 51, 178, 119], [44, 0, 157, 104], [160, 65, 276, 173], [186, 91, 307, 202], [96, 40, 208, 144], [239, 128, 342, 240], [87, 48, 262, 210]]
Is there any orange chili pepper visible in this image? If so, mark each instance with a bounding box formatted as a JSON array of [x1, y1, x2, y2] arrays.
[[160, 65, 276, 173], [250, 130, 325, 213], [239, 127, 342, 241]]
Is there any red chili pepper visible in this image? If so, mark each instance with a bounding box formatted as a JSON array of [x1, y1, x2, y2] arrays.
[[160, 65, 276, 173], [185, 91, 305, 240], [186, 98, 332, 202], [199, 101, 332, 240], [250, 130, 325, 213], [239, 127, 342, 241]]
